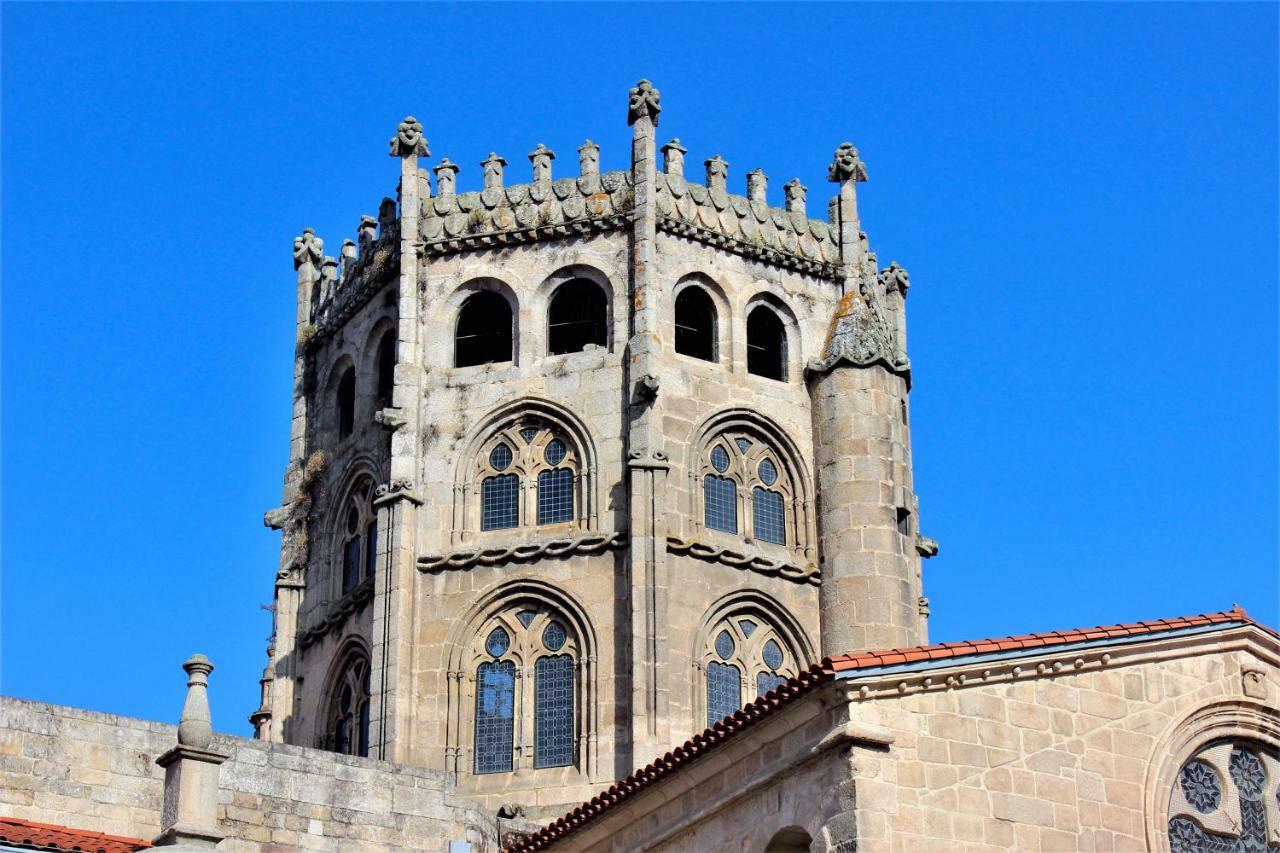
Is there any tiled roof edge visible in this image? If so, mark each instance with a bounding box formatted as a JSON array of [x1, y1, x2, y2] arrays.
[[0, 817, 151, 852]]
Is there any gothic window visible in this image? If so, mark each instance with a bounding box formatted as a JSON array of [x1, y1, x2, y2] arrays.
[[1167, 740, 1279, 852], [337, 482, 377, 595], [548, 279, 608, 355], [325, 652, 371, 757], [472, 608, 579, 774], [336, 367, 356, 440], [701, 615, 798, 727], [455, 291, 514, 368], [674, 286, 717, 362], [476, 424, 579, 532], [375, 330, 395, 406], [700, 434, 794, 546], [746, 305, 788, 381]]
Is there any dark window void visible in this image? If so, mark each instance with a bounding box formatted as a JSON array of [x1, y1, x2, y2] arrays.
[[674, 287, 717, 361], [548, 279, 607, 355], [336, 368, 355, 439], [746, 305, 787, 381], [455, 291, 513, 367], [376, 331, 395, 405]]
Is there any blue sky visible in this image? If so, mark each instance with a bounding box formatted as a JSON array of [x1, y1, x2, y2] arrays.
[[2, 3, 1276, 736]]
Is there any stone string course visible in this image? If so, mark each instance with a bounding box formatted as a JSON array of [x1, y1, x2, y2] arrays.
[[0, 697, 504, 852]]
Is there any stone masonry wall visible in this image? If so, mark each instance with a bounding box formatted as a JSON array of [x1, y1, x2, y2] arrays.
[[0, 697, 501, 852]]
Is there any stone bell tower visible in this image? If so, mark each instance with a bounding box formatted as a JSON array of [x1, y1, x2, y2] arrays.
[[808, 144, 931, 656]]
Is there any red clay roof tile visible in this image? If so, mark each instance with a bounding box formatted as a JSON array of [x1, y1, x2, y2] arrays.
[[0, 818, 150, 853]]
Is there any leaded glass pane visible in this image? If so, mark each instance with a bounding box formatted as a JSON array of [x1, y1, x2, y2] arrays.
[[706, 660, 741, 726], [710, 445, 730, 472], [485, 626, 510, 657], [516, 609, 538, 628], [357, 700, 370, 757], [519, 426, 539, 443], [537, 468, 574, 525], [762, 639, 784, 670], [757, 671, 788, 697], [704, 475, 737, 533], [758, 458, 778, 485], [342, 535, 362, 592], [534, 654, 575, 768], [1179, 760, 1220, 813], [714, 630, 735, 660], [735, 438, 752, 452], [474, 660, 515, 774], [489, 443, 513, 471], [364, 520, 378, 579], [739, 619, 757, 637], [481, 474, 519, 530], [753, 487, 785, 544], [545, 438, 567, 466], [543, 620, 567, 652]]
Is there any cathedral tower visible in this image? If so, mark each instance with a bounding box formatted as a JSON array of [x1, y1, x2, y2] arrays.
[[260, 82, 933, 817]]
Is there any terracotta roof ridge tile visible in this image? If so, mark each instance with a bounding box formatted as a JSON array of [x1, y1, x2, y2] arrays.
[[0, 817, 151, 852]]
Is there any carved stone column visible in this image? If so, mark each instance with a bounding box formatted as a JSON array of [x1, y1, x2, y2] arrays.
[[625, 79, 672, 764]]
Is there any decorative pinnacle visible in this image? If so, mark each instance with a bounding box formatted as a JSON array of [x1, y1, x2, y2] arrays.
[[627, 79, 661, 127], [176, 654, 215, 750], [784, 178, 808, 214], [481, 152, 508, 189], [528, 143, 556, 183], [661, 139, 687, 177], [828, 142, 868, 183], [578, 140, 600, 178], [746, 168, 767, 203], [433, 158, 460, 195], [704, 154, 728, 192], [389, 116, 429, 159], [879, 261, 910, 294], [292, 228, 323, 270]]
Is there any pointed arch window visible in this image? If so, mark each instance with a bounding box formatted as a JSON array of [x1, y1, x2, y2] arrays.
[[375, 330, 396, 406], [548, 279, 608, 355], [674, 286, 717, 362], [336, 367, 356, 440], [700, 435, 793, 546], [338, 482, 377, 595], [476, 424, 580, 532], [325, 652, 371, 757], [701, 616, 798, 727], [472, 608, 579, 774], [456, 291, 514, 368]]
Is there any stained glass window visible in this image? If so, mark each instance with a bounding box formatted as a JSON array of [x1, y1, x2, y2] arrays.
[[753, 487, 786, 544], [735, 438, 752, 453], [711, 445, 730, 472], [482, 474, 519, 530], [534, 654, 575, 768], [474, 661, 515, 774], [519, 426, 539, 443], [485, 626, 510, 657], [762, 639, 784, 670], [706, 661, 741, 726], [715, 630, 735, 660], [537, 468, 574, 525], [342, 535, 362, 593], [543, 621, 567, 652], [1167, 742, 1278, 853], [739, 619, 757, 637], [545, 438, 567, 466], [758, 458, 778, 485], [489, 443, 513, 471], [327, 656, 370, 758], [757, 671, 788, 697], [364, 520, 378, 579], [516, 609, 538, 628], [705, 475, 737, 533]]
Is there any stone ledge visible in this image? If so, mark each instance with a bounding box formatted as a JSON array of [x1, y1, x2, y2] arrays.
[[666, 536, 820, 586], [418, 532, 628, 574]]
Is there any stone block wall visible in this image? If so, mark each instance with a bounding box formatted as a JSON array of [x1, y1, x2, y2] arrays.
[[0, 697, 501, 852]]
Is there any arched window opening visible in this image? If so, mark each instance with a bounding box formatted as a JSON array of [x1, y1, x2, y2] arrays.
[[455, 291, 513, 368], [701, 435, 794, 546], [472, 608, 579, 774], [701, 614, 798, 727], [746, 305, 788, 381], [336, 367, 356, 439], [375, 330, 396, 406], [765, 828, 814, 853], [674, 286, 717, 362], [548, 279, 607, 355], [326, 653, 371, 757], [338, 482, 376, 595], [476, 425, 579, 532], [1167, 740, 1279, 851]]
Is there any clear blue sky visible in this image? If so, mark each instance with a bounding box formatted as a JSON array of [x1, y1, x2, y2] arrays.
[[3, 4, 1276, 736]]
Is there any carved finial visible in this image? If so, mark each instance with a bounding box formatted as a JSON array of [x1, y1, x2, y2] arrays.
[[879, 262, 910, 294], [340, 239, 357, 274], [704, 155, 728, 193], [528, 143, 556, 183], [661, 139, 687, 177], [321, 255, 338, 286], [177, 654, 215, 749], [389, 115, 429, 159], [378, 197, 397, 230], [812, 289, 897, 374], [481, 152, 508, 189], [578, 140, 600, 178], [784, 179, 808, 215], [828, 142, 867, 184], [746, 168, 767, 204], [433, 158, 460, 196], [627, 79, 661, 127], [292, 228, 323, 270], [358, 215, 377, 248]]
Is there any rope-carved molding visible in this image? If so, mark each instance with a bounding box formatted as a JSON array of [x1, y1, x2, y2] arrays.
[[667, 536, 820, 586], [298, 576, 375, 651], [418, 531, 628, 574]]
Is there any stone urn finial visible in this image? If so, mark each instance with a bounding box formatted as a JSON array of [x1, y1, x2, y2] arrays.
[[154, 653, 228, 848], [177, 654, 215, 750]]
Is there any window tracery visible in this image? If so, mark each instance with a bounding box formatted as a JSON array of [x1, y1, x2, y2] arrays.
[[476, 423, 580, 532], [700, 615, 797, 727], [1167, 740, 1279, 852], [324, 650, 371, 757], [700, 433, 794, 546], [337, 481, 377, 595], [471, 606, 580, 774]]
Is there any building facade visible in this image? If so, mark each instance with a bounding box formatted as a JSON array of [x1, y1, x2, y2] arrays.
[[259, 79, 931, 815]]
